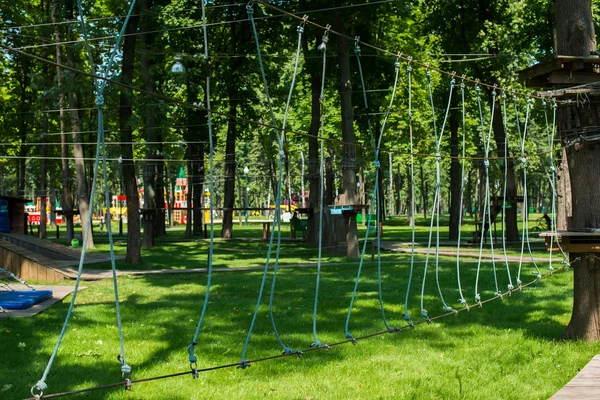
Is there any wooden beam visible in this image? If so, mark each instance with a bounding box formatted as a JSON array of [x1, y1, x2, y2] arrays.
[[548, 71, 600, 85]]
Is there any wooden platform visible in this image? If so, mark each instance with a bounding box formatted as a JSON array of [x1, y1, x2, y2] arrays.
[[540, 230, 600, 253], [552, 355, 600, 399]]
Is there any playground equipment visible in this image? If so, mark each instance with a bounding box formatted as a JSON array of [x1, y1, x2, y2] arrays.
[[7, 1, 571, 398]]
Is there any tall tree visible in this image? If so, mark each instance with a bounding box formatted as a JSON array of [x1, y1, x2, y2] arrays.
[[66, 0, 93, 249], [119, 9, 142, 264], [553, 0, 600, 341]]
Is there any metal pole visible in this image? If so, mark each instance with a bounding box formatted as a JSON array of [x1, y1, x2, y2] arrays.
[[300, 151, 306, 208], [245, 175, 249, 226]]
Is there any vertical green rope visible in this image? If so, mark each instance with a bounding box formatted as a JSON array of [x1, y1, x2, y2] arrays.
[[516, 98, 541, 286], [344, 44, 401, 338], [241, 5, 304, 362], [187, 0, 216, 374], [420, 73, 455, 317], [499, 93, 514, 290], [311, 27, 330, 349], [267, 18, 305, 355], [542, 101, 569, 268], [473, 84, 499, 304], [455, 80, 468, 307], [403, 61, 416, 327], [32, 2, 136, 396]]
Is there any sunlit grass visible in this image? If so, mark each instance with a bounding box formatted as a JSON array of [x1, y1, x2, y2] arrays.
[[2, 213, 591, 399]]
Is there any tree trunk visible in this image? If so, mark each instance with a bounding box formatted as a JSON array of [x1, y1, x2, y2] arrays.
[[335, 0, 359, 258], [52, 0, 74, 241], [222, 6, 239, 239], [39, 15, 49, 239], [119, 11, 142, 264], [556, 148, 572, 230], [140, 0, 156, 249], [553, 0, 600, 341], [66, 0, 93, 249]]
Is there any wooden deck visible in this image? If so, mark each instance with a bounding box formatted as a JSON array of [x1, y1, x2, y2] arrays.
[[552, 355, 600, 399]]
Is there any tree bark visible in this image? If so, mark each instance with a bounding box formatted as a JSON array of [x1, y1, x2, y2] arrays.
[[140, 0, 156, 249], [66, 0, 93, 249], [335, 0, 359, 258], [553, 0, 600, 341], [52, 0, 74, 241], [119, 11, 142, 264]]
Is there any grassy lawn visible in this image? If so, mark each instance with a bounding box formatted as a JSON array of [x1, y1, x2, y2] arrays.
[[2, 214, 593, 399]]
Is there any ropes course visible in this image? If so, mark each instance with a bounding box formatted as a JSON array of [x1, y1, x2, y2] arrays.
[[4, 1, 572, 399]]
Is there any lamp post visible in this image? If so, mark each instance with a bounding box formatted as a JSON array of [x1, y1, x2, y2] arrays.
[[243, 166, 249, 226], [117, 155, 123, 236]]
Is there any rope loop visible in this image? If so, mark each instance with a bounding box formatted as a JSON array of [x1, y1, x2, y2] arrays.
[[31, 381, 47, 399], [474, 293, 481, 304], [474, 79, 481, 93], [187, 342, 198, 363], [443, 306, 455, 313], [483, 159, 489, 168], [121, 363, 132, 377], [354, 36, 361, 54], [451, 71, 456, 86], [492, 83, 498, 97], [521, 157, 526, 165], [406, 56, 413, 72], [494, 291, 503, 299], [318, 25, 331, 51], [297, 14, 308, 33], [507, 284, 514, 291], [373, 160, 381, 169], [245, 3, 254, 14], [279, 150, 285, 160], [426, 68, 431, 83], [552, 102, 558, 109]]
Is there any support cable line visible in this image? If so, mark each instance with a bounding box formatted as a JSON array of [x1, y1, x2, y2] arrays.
[[23, 266, 568, 400]]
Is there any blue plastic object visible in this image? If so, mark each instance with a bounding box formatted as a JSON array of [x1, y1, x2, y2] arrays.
[[0, 290, 53, 310], [0, 199, 9, 233]]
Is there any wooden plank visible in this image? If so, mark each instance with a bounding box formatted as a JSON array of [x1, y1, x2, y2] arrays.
[[552, 355, 600, 399], [548, 71, 600, 85], [564, 244, 600, 253]]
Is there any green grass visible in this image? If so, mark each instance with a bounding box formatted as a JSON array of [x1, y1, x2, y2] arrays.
[[2, 214, 592, 399]]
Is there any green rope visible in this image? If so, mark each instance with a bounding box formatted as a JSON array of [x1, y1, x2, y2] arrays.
[[267, 18, 305, 355], [473, 84, 499, 304], [187, 0, 216, 374], [311, 26, 330, 349], [515, 98, 541, 286], [420, 73, 455, 317], [542, 102, 569, 268], [344, 44, 401, 338], [499, 93, 515, 290], [455, 80, 468, 307], [32, 1, 136, 396], [403, 61, 416, 327], [241, 5, 304, 362]]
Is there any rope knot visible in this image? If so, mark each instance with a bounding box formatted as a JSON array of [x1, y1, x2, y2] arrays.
[[121, 363, 132, 374], [550, 165, 556, 171], [406, 65, 412, 73], [279, 150, 285, 160], [246, 4, 254, 14], [435, 152, 441, 162], [95, 94, 105, 107], [483, 159, 489, 167], [521, 157, 526, 165], [297, 25, 304, 33], [35, 381, 48, 391], [474, 294, 481, 304], [373, 160, 380, 169], [443, 306, 455, 313], [507, 284, 514, 291]]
